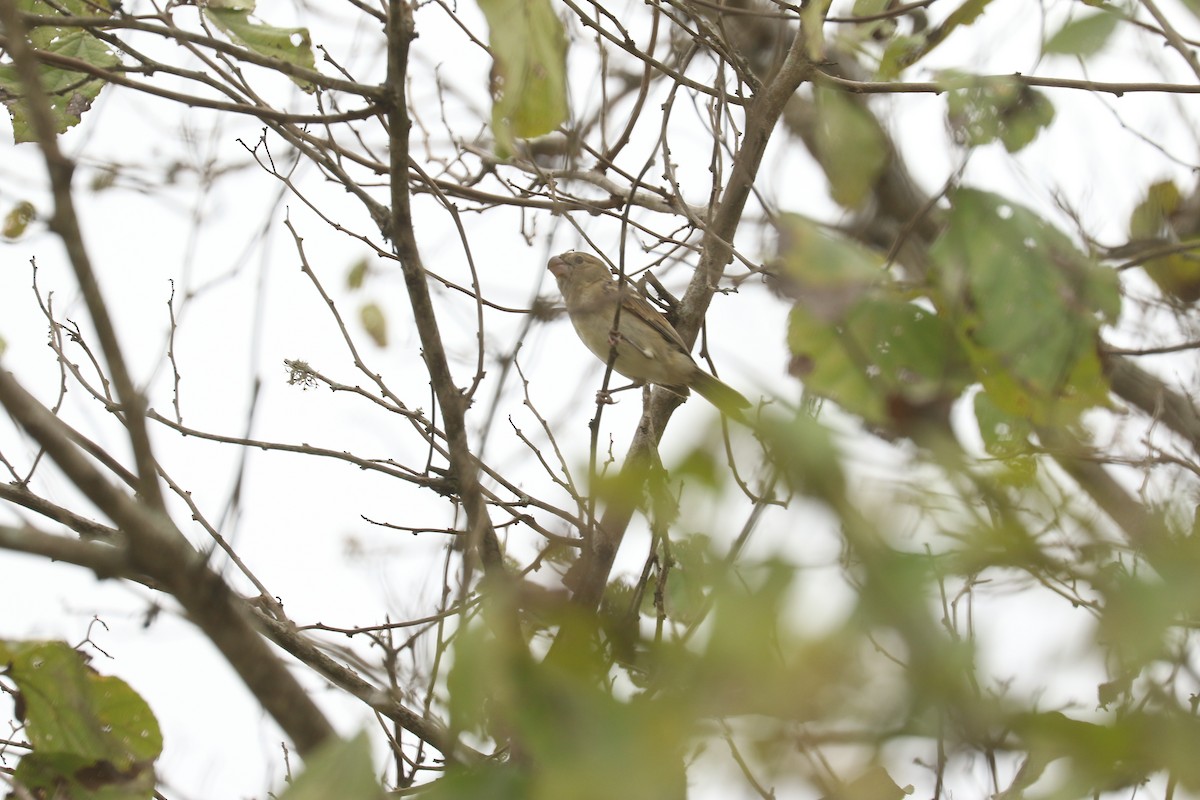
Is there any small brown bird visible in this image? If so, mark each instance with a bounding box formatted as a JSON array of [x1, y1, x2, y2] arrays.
[[547, 251, 749, 413]]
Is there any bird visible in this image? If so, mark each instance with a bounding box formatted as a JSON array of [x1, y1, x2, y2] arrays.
[[547, 251, 750, 414]]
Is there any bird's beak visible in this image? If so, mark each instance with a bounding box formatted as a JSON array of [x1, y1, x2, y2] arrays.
[[547, 255, 568, 278]]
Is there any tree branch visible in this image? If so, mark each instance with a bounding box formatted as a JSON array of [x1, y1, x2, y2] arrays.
[[253, 613, 481, 765], [0, 521, 129, 578], [382, 2, 510, 590], [565, 23, 814, 611], [0, 369, 337, 756], [0, 0, 163, 510]]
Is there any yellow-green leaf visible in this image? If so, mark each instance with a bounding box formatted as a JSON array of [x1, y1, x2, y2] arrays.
[[3, 201, 36, 239], [1126, 181, 1200, 301], [346, 257, 369, 290], [1129, 180, 1181, 239], [1143, 255, 1200, 302], [832, 765, 911, 800], [359, 302, 388, 347], [477, 0, 568, 157]]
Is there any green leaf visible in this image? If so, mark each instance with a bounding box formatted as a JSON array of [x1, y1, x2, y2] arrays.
[[1099, 533, 1200, 674], [813, 86, 888, 209], [672, 447, 721, 490], [775, 213, 883, 297], [973, 391, 1034, 458], [0, 640, 162, 798], [930, 189, 1118, 423], [15, 750, 156, 799], [1100, 573, 1175, 667], [514, 672, 690, 800], [277, 732, 383, 800], [204, 3, 317, 93], [703, 562, 793, 672], [801, 0, 834, 59], [476, 0, 568, 157], [0, 3, 120, 142], [788, 296, 970, 426], [877, 34, 927, 80], [943, 74, 1055, 152], [778, 216, 973, 431], [1044, 11, 1121, 57]]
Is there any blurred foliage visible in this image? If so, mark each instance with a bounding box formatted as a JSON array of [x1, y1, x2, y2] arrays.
[[277, 732, 383, 800], [360, 302, 389, 348], [931, 189, 1119, 424], [812, 86, 888, 209], [445, 613, 692, 800], [3, 199, 35, 239], [1128, 179, 1200, 302], [943, 74, 1056, 153], [346, 257, 370, 290], [1043, 10, 1121, 58]]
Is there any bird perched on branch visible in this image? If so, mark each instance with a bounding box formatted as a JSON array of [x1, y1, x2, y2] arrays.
[[547, 251, 749, 415]]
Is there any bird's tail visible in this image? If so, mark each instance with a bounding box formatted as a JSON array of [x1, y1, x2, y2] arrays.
[[691, 371, 750, 417]]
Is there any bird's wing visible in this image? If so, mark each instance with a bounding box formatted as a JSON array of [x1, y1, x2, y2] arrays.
[[615, 284, 691, 356]]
